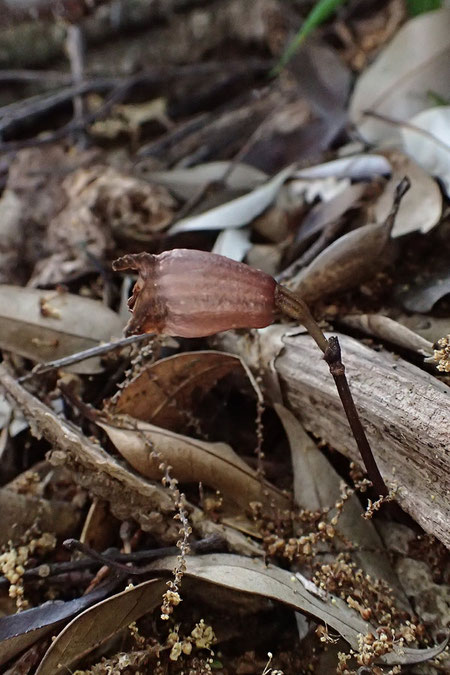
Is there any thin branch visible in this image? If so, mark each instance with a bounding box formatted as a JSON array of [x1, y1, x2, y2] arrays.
[[18, 333, 152, 382]]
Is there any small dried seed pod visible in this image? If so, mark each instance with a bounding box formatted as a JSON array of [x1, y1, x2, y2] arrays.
[[112, 249, 276, 338]]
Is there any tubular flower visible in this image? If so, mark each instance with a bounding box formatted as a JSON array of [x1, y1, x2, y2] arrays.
[[113, 249, 276, 338]]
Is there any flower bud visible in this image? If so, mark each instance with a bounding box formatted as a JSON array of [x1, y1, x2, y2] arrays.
[[113, 249, 276, 338]]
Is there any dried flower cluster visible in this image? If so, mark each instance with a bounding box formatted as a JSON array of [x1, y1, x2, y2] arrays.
[[433, 334, 450, 372], [0, 532, 56, 611]]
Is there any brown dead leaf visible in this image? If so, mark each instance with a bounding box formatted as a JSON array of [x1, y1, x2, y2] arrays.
[[110, 350, 245, 431], [0, 286, 123, 374], [289, 218, 393, 302], [99, 417, 289, 510], [34, 579, 167, 675]]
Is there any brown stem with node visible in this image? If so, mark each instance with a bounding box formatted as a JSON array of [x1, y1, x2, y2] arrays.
[[275, 283, 388, 499]]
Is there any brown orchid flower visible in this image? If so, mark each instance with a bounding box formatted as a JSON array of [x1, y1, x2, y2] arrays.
[[113, 179, 411, 509]]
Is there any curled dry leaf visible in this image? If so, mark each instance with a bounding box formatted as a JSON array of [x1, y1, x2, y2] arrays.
[[373, 151, 442, 237], [34, 579, 167, 675], [349, 8, 450, 144], [146, 554, 448, 665], [168, 165, 294, 234], [111, 350, 249, 431], [211, 227, 252, 261], [0, 286, 123, 374], [99, 417, 289, 510], [341, 314, 433, 356]]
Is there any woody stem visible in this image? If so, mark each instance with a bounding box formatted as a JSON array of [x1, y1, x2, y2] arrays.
[[275, 284, 389, 498]]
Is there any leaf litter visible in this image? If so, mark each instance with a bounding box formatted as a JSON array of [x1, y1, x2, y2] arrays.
[[0, 2, 449, 673]]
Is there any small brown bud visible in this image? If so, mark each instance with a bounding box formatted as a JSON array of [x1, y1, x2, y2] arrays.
[[113, 249, 276, 338]]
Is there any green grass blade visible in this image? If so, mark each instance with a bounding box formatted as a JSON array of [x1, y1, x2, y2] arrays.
[[407, 0, 442, 16], [271, 0, 347, 76]]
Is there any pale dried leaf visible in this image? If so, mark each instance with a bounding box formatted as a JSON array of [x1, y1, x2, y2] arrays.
[[148, 161, 267, 200], [373, 152, 442, 237], [169, 165, 294, 234], [0, 286, 123, 374], [294, 154, 391, 180], [99, 418, 289, 510], [349, 9, 450, 144], [341, 314, 433, 356], [212, 227, 252, 261], [35, 579, 167, 675], [401, 106, 450, 196]]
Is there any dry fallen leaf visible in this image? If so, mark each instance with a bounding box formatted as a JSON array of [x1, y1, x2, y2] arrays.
[[147, 553, 448, 666], [0, 578, 120, 667], [373, 151, 442, 237], [401, 106, 450, 196], [99, 417, 289, 510], [341, 314, 433, 356], [111, 350, 247, 431], [398, 272, 450, 313], [168, 165, 294, 234], [349, 8, 450, 144], [289, 218, 393, 302], [0, 286, 123, 373], [34, 579, 167, 675]]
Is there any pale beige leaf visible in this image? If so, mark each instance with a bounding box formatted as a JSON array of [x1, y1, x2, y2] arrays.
[[99, 418, 289, 510], [349, 9, 450, 144], [373, 152, 442, 237], [341, 314, 433, 356], [0, 286, 123, 373]]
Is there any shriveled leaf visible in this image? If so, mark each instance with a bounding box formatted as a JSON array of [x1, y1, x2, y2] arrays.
[[34, 579, 166, 675], [110, 350, 255, 431], [349, 8, 450, 144], [147, 554, 448, 665], [0, 580, 118, 667], [401, 106, 450, 196], [212, 227, 252, 261], [0, 286, 123, 374], [169, 165, 294, 234], [341, 314, 433, 356], [290, 219, 392, 302], [373, 151, 442, 237], [398, 272, 450, 312], [274, 404, 410, 608], [99, 418, 289, 510], [148, 161, 267, 200]]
